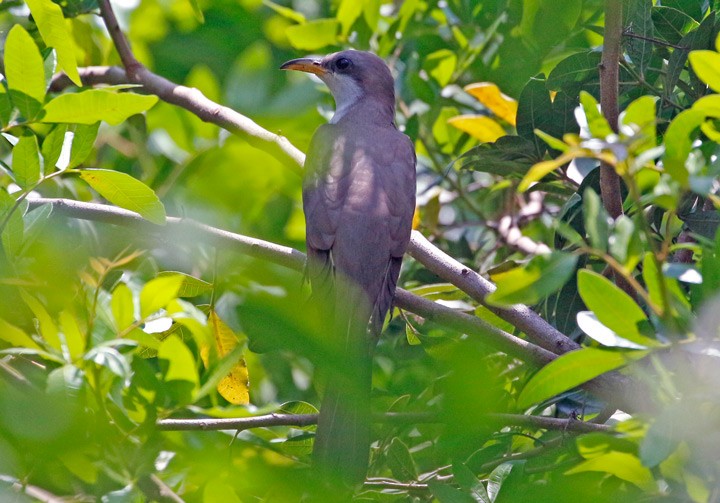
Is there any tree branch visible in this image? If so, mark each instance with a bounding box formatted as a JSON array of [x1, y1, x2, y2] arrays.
[[599, 0, 624, 220], [26, 198, 644, 410], [156, 411, 611, 434]]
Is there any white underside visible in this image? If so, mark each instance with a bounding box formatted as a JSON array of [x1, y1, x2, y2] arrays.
[[325, 75, 364, 124]]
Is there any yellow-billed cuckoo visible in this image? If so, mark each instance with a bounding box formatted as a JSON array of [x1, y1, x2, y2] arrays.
[[281, 51, 416, 485]]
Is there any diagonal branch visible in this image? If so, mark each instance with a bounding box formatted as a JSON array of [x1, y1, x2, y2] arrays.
[[26, 198, 642, 409]]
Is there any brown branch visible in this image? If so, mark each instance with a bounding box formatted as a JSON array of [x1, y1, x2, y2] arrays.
[[599, 0, 624, 220], [97, 0, 141, 78], [25, 197, 645, 409], [156, 411, 611, 434]]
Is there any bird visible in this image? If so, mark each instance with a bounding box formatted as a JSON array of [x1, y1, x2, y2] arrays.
[[280, 50, 416, 487]]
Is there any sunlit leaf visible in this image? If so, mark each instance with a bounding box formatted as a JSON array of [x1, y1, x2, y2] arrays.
[[5, 25, 46, 119], [59, 310, 85, 359], [0, 318, 42, 350], [448, 115, 506, 142], [20, 290, 61, 350], [565, 452, 655, 491], [139, 274, 184, 318], [111, 282, 135, 332], [579, 91, 613, 138], [41, 124, 68, 172], [424, 49, 457, 87], [25, 0, 82, 86], [688, 50, 720, 93], [487, 252, 577, 306], [285, 19, 339, 51], [68, 123, 99, 168], [517, 348, 647, 409], [42, 90, 159, 125], [157, 271, 213, 297], [158, 334, 198, 384], [200, 311, 249, 405], [465, 82, 518, 125], [79, 169, 166, 225], [12, 134, 41, 188]]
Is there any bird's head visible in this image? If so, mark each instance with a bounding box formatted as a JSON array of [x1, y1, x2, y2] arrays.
[[280, 50, 395, 123]]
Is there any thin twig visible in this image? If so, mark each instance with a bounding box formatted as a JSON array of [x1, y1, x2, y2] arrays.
[[622, 31, 687, 50]]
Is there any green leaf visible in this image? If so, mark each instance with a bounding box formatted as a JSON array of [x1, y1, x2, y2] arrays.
[[79, 169, 166, 225], [609, 215, 642, 269], [517, 348, 646, 409], [157, 334, 199, 384], [336, 0, 362, 36], [579, 91, 613, 138], [565, 452, 655, 491], [666, 12, 715, 96], [25, 0, 82, 86], [427, 481, 476, 503], [487, 463, 512, 501], [583, 189, 610, 252], [68, 123, 99, 168], [535, 129, 568, 153], [139, 274, 184, 318], [0, 318, 42, 349], [59, 310, 85, 359], [652, 6, 698, 45], [624, 0, 654, 76], [453, 463, 490, 503], [157, 271, 213, 297], [12, 134, 41, 188], [547, 51, 602, 94], [622, 95, 658, 151], [387, 438, 418, 480], [688, 50, 720, 93], [20, 290, 61, 350], [111, 282, 135, 332], [456, 136, 538, 176], [663, 108, 705, 186], [285, 19, 339, 51], [186, 0, 204, 22], [577, 270, 659, 346], [0, 190, 24, 258], [5, 25, 46, 120], [424, 49, 457, 87], [518, 153, 578, 191], [21, 203, 53, 254], [640, 404, 682, 467], [0, 83, 13, 127], [487, 252, 578, 306], [41, 124, 68, 171], [516, 75, 554, 157], [42, 90, 159, 125]]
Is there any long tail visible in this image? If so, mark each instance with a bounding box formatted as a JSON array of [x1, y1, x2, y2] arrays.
[[312, 279, 373, 488]]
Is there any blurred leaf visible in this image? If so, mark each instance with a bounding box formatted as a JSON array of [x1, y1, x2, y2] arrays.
[[565, 451, 655, 491], [12, 134, 41, 188], [663, 109, 705, 186], [85, 344, 132, 381], [5, 25, 46, 119], [42, 90, 159, 125], [79, 169, 166, 225], [285, 19, 339, 51], [689, 50, 720, 92], [666, 13, 715, 97], [386, 437, 418, 480], [425, 49, 457, 87], [577, 311, 650, 349], [25, 0, 82, 86], [428, 480, 476, 503], [517, 348, 646, 409], [263, 0, 305, 23], [640, 404, 682, 467], [579, 91, 613, 138], [453, 462, 490, 503], [201, 311, 249, 405], [465, 82, 517, 125], [518, 151, 578, 191], [111, 282, 135, 332], [0, 318, 42, 349], [336, 0, 362, 36], [583, 189, 610, 252], [158, 271, 213, 297], [448, 115, 506, 142], [577, 270, 659, 346], [20, 290, 61, 350], [487, 463, 513, 501], [158, 335, 198, 385], [139, 274, 184, 318], [0, 84, 12, 127], [186, 0, 204, 22], [487, 252, 578, 306], [622, 95, 658, 152], [59, 310, 85, 359]]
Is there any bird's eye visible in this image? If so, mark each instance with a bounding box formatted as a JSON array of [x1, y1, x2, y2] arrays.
[[335, 57, 352, 71]]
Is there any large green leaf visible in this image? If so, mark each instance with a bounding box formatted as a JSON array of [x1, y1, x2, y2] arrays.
[[25, 0, 82, 86], [157, 335, 199, 384], [516, 75, 554, 158], [577, 270, 659, 346], [5, 25, 46, 120], [663, 108, 705, 186], [688, 50, 720, 93], [517, 348, 646, 409], [12, 134, 41, 188], [79, 169, 166, 225], [68, 123, 100, 168], [285, 19, 339, 50], [652, 6, 698, 45], [487, 252, 578, 306], [42, 90, 159, 125], [139, 274, 184, 318], [546, 51, 602, 94], [624, 0, 654, 77], [565, 452, 655, 491]]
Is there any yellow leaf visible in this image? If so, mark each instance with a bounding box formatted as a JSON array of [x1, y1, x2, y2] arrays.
[[465, 82, 518, 125], [202, 311, 249, 405], [447, 115, 506, 142]]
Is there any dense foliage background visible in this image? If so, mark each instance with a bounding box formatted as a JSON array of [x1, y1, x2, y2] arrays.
[[1, 0, 720, 501]]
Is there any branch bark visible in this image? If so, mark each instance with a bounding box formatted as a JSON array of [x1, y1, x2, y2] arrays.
[[156, 412, 611, 434], [599, 0, 624, 220], [26, 197, 643, 410]]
